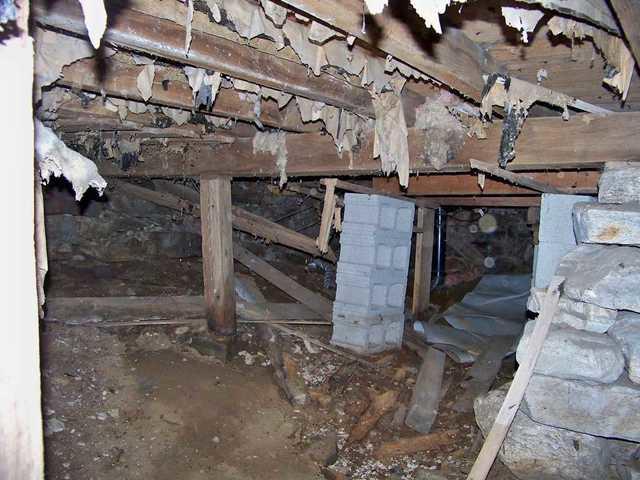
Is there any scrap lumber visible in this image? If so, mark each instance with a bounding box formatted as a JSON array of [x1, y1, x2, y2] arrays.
[[45, 296, 322, 322], [98, 112, 640, 177], [412, 207, 436, 321], [374, 429, 457, 459], [32, 0, 374, 117], [466, 276, 564, 480], [200, 175, 236, 336], [112, 180, 336, 261], [469, 159, 564, 194], [348, 390, 399, 443], [59, 57, 313, 132], [233, 245, 334, 321], [316, 179, 337, 255], [405, 347, 446, 434]]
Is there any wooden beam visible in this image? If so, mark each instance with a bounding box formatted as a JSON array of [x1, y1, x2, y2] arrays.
[[233, 245, 333, 321], [469, 159, 564, 194], [32, 0, 374, 117], [372, 171, 599, 196], [412, 208, 435, 321], [277, 0, 496, 100], [467, 277, 563, 480], [326, 179, 439, 208], [609, 0, 640, 67], [426, 197, 542, 207], [59, 57, 314, 132], [519, 0, 619, 34], [200, 175, 236, 336], [94, 112, 640, 178]]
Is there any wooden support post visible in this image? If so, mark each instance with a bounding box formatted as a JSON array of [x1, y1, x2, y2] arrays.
[[317, 178, 337, 254], [200, 175, 236, 337], [412, 208, 436, 321]]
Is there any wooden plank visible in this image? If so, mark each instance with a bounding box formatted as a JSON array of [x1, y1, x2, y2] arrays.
[[375, 429, 457, 459], [59, 57, 314, 132], [45, 296, 322, 322], [112, 180, 336, 261], [373, 171, 599, 196], [0, 0, 44, 476], [467, 276, 564, 480], [200, 175, 236, 336], [426, 197, 542, 207], [278, 0, 495, 100], [316, 179, 337, 254], [328, 179, 439, 209], [405, 346, 446, 434], [33, 0, 374, 117], [609, 0, 640, 67], [233, 245, 333, 321], [98, 112, 640, 177], [469, 159, 564, 194], [412, 208, 435, 321]]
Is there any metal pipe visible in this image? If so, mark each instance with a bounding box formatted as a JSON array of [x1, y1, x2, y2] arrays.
[[431, 207, 446, 289]]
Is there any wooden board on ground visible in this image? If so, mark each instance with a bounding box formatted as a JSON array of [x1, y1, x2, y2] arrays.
[[405, 346, 447, 434]]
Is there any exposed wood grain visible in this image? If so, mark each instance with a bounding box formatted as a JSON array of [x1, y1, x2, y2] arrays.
[[233, 245, 333, 321], [200, 175, 236, 335], [412, 208, 435, 321], [609, 0, 640, 67], [469, 159, 564, 194], [317, 179, 337, 255], [32, 0, 374, 116], [375, 429, 457, 459], [467, 276, 563, 480]]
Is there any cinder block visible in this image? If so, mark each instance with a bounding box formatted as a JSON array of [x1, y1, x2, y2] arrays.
[[538, 193, 595, 244], [340, 223, 412, 270], [330, 313, 405, 354], [332, 301, 403, 321], [343, 193, 415, 233], [335, 263, 408, 311]]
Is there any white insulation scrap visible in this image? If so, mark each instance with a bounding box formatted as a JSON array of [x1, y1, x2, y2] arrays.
[[501, 6, 544, 43], [35, 120, 107, 201], [253, 131, 288, 187], [78, 0, 107, 48], [185, 0, 194, 56], [364, 0, 459, 34], [136, 63, 155, 102], [371, 86, 409, 187], [415, 100, 465, 170]]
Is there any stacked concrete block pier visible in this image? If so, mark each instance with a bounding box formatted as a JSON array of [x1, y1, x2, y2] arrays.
[[331, 194, 415, 354], [476, 162, 640, 480]]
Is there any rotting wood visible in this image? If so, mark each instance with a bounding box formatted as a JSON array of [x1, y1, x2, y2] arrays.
[[374, 429, 457, 459], [469, 159, 564, 194], [412, 208, 435, 321], [112, 180, 336, 261], [608, 0, 640, 67], [200, 175, 236, 336], [233, 245, 333, 321], [32, 0, 375, 117], [348, 390, 399, 443], [59, 57, 316, 132], [95, 112, 640, 178], [466, 276, 564, 480], [317, 178, 337, 254], [372, 171, 600, 196], [405, 346, 446, 434]]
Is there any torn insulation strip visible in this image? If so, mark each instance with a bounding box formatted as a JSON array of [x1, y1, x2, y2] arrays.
[[78, 0, 107, 48], [253, 131, 288, 187], [501, 7, 544, 43], [35, 119, 107, 201]]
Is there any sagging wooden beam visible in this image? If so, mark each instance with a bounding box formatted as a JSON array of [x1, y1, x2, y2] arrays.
[[94, 112, 640, 177], [372, 171, 600, 196], [59, 57, 315, 132], [32, 0, 375, 117], [277, 0, 496, 100], [111, 179, 336, 261], [200, 175, 236, 336], [609, 0, 640, 67]]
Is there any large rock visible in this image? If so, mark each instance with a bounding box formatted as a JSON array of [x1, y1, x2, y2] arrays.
[[609, 312, 640, 384], [517, 321, 624, 383], [474, 384, 611, 480], [598, 161, 640, 204], [528, 291, 617, 333], [574, 202, 640, 245], [557, 244, 640, 313], [523, 374, 640, 442]]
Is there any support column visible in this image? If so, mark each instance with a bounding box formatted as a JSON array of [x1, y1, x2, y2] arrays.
[[200, 174, 236, 337], [412, 207, 436, 321]]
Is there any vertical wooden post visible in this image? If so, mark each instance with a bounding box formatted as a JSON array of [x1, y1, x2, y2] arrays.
[[200, 174, 236, 336], [412, 207, 435, 321]]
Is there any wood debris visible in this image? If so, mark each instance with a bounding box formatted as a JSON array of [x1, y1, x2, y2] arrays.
[[374, 429, 457, 459], [348, 390, 398, 443]]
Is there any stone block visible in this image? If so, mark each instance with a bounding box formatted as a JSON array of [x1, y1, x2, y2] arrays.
[[517, 321, 625, 383], [475, 384, 611, 480], [558, 244, 640, 313], [574, 202, 640, 245], [608, 311, 640, 384], [598, 161, 640, 204], [523, 374, 640, 442], [527, 291, 617, 333]]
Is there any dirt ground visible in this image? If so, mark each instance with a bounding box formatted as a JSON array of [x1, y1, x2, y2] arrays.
[[42, 257, 517, 480]]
